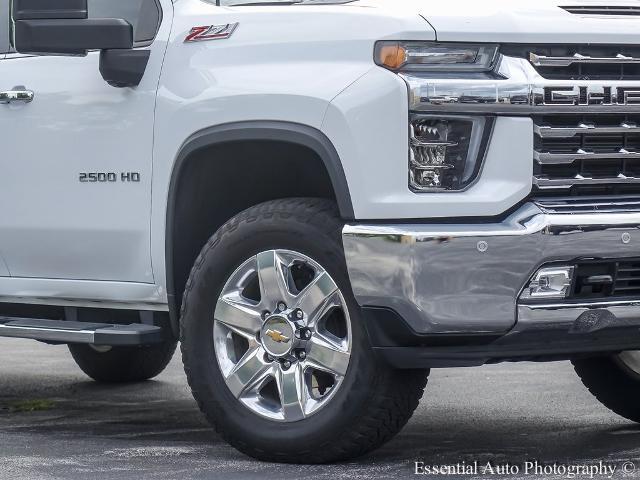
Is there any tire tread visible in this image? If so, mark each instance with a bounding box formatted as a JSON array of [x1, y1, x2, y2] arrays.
[[573, 356, 640, 423]]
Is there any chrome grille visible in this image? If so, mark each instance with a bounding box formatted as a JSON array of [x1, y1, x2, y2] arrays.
[[562, 5, 640, 16], [533, 115, 640, 196], [501, 45, 640, 80]]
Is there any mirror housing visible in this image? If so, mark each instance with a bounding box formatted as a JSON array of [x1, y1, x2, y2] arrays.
[[100, 49, 151, 88], [13, 0, 87, 20], [14, 18, 133, 56], [12, 0, 149, 88]]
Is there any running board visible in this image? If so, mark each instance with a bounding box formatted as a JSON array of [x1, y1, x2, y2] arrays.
[[0, 317, 163, 346]]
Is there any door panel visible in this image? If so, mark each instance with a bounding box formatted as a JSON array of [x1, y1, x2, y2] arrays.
[[0, 0, 169, 282]]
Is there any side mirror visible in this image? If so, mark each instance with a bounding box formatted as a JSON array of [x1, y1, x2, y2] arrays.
[[13, 0, 133, 55], [12, 0, 150, 87]]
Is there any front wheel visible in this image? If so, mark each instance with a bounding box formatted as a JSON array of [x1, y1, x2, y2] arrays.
[[180, 198, 429, 463], [573, 352, 640, 422]]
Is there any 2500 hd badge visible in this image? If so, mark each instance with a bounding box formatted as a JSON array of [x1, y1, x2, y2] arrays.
[[79, 172, 141, 183]]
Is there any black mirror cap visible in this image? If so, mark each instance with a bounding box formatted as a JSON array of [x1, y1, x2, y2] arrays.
[[100, 49, 151, 88], [13, 0, 87, 20], [14, 18, 133, 56]]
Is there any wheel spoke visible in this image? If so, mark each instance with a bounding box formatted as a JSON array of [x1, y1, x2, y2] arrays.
[[295, 271, 339, 326], [215, 292, 263, 340], [306, 334, 350, 377], [257, 251, 295, 311], [225, 347, 271, 399], [276, 363, 306, 421], [214, 249, 352, 422]]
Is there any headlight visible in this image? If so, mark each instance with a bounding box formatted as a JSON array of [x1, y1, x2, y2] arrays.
[[375, 42, 499, 73], [409, 115, 490, 192], [375, 41, 498, 192]]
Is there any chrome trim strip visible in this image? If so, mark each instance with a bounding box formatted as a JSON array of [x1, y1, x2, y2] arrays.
[[534, 149, 640, 165], [0, 278, 168, 311], [530, 52, 640, 67], [0, 296, 170, 311], [534, 122, 640, 138], [518, 301, 640, 327], [404, 55, 640, 114], [344, 206, 640, 239], [522, 299, 640, 310], [534, 175, 640, 189], [535, 198, 640, 213]]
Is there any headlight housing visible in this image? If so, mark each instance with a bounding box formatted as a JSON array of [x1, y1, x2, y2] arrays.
[[375, 41, 499, 192], [409, 115, 491, 192], [375, 42, 499, 73]]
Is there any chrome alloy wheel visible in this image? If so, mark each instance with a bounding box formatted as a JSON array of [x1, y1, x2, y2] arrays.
[[213, 249, 352, 422]]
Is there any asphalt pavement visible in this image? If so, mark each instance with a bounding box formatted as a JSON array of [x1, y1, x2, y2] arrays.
[[1, 337, 640, 480]]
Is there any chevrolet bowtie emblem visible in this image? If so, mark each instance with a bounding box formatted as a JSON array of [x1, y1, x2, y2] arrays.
[[265, 329, 290, 344]]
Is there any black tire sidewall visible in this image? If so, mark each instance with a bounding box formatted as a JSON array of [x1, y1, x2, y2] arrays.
[[181, 202, 384, 454]]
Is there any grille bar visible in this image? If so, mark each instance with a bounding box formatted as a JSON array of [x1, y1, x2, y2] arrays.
[[534, 175, 640, 189], [534, 123, 640, 138], [534, 149, 640, 165], [535, 197, 640, 213], [530, 52, 640, 67]]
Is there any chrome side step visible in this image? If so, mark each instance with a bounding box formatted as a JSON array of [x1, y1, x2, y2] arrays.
[[0, 317, 163, 345]]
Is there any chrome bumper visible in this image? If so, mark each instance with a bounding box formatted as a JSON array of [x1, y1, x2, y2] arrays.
[[342, 202, 640, 335]]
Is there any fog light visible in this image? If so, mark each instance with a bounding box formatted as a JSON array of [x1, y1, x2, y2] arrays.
[[520, 266, 574, 300]]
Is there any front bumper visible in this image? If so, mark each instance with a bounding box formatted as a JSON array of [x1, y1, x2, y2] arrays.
[[343, 202, 640, 364]]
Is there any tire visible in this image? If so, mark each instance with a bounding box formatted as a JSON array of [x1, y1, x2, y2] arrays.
[[69, 341, 177, 383], [180, 198, 429, 463], [573, 352, 640, 422]]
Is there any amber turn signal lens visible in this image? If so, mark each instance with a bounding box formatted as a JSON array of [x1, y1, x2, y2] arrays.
[[376, 43, 407, 70]]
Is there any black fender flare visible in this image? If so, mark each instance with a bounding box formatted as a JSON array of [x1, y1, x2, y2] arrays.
[[165, 121, 355, 336]]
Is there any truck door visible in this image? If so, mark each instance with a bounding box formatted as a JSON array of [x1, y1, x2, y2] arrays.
[[0, 0, 168, 282]]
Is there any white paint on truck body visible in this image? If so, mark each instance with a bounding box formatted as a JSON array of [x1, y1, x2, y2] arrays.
[[0, 0, 636, 307]]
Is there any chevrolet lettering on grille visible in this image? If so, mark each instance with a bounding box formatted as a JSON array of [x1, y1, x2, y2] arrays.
[[543, 86, 640, 106]]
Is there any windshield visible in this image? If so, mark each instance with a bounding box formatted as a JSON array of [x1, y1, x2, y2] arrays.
[[214, 0, 356, 6]]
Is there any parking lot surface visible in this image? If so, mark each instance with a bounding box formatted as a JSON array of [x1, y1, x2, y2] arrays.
[[1, 337, 639, 479]]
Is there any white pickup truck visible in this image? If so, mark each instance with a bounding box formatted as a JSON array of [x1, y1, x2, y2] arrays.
[[2, 0, 640, 463]]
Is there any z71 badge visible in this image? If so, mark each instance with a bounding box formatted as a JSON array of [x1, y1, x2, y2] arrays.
[[184, 23, 239, 43]]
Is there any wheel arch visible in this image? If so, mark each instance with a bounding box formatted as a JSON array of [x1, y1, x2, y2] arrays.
[[165, 121, 355, 336]]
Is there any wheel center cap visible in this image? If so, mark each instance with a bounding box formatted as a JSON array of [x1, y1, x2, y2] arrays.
[[261, 316, 296, 357]]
